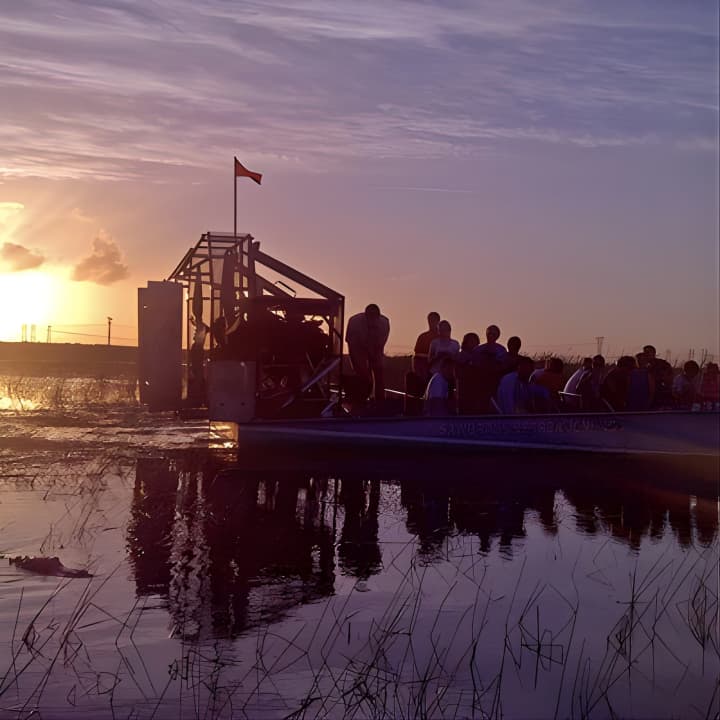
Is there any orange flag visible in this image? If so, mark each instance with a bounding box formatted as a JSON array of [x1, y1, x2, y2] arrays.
[[234, 157, 262, 185]]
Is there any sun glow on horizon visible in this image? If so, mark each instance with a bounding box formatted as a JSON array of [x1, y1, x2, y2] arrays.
[[0, 271, 61, 341]]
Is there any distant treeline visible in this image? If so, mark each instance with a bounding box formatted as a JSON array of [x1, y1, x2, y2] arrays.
[[0, 342, 703, 388], [0, 342, 138, 379]]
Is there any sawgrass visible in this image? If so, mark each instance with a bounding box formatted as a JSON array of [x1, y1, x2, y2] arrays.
[[1, 498, 716, 719]]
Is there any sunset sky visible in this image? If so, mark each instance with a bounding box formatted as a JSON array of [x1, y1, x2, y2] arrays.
[[1, 1, 718, 358]]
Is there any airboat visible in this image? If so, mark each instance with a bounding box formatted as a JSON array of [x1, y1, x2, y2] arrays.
[[137, 232, 719, 459]]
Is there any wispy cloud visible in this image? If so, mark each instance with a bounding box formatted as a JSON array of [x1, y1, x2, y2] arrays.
[[72, 231, 129, 284], [0, 1, 717, 180], [0, 241, 45, 271], [0, 201, 25, 222], [374, 185, 476, 194], [69, 207, 94, 222]]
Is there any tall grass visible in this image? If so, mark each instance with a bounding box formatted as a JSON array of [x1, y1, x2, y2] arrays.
[[1, 493, 716, 719], [0, 375, 139, 412]]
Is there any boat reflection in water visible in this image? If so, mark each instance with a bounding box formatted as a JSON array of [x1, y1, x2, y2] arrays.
[[127, 451, 717, 643], [129, 456, 339, 640]]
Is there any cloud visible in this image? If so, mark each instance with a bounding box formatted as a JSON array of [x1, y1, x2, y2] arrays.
[[0, 241, 45, 271], [72, 231, 129, 284], [69, 206, 94, 222], [0, 201, 25, 223], [0, 1, 716, 181]]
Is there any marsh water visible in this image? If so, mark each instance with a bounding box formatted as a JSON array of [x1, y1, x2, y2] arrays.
[[0, 391, 718, 718]]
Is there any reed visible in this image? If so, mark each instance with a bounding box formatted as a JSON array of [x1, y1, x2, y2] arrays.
[[0, 374, 138, 412], [0, 451, 717, 718]]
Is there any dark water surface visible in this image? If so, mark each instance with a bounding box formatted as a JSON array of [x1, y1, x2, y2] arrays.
[[0, 408, 718, 719]]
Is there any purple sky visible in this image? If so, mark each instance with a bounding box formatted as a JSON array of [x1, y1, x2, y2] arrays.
[[1, 0, 718, 358]]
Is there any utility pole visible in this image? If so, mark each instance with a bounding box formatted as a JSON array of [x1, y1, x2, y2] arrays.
[[30, 324, 36, 343], [107, 317, 112, 346], [21, 324, 27, 342], [595, 336, 604, 356], [46, 325, 52, 343]]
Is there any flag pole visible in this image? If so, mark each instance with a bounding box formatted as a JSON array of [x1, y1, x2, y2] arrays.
[[233, 156, 237, 239]]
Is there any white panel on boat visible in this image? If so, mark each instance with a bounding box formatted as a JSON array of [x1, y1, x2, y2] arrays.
[[208, 360, 256, 422]]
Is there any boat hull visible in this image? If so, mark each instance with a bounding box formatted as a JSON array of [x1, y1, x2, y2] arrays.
[[215, 411, 720, 458]]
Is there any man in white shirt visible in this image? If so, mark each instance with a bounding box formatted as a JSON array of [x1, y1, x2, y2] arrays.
[[345, 304, 390, 402], [564, 357, 593, 395], [428, 320, 460, 374], [424, 357, 456, 416]]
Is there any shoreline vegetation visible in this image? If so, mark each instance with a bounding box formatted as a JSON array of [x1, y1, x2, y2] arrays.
[[1, 340, 714, 376], [1, 341, 716, 412]]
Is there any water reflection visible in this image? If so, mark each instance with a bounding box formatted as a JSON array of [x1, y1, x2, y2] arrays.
[[403, 472, 718, 558], [338, 478, 382, 579], [128, 452, 718, 641], [130, 456, 338, 639]]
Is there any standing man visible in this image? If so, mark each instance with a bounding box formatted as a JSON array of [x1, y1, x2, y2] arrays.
[[412, 311, 441, 380], [473, 325, 508, 365], [346, 303, 390, 403]]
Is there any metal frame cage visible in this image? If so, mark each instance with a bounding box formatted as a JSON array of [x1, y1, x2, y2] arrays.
[[167, 232, 345, 417]]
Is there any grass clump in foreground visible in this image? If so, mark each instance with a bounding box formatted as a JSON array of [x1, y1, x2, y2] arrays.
[[0, 515, 717, 720]]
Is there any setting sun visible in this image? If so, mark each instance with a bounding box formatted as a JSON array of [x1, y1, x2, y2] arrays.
[[0, 270, 59, 341]]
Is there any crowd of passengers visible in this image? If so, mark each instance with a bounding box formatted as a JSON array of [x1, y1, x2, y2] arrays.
[[345, 306, 720, 417]]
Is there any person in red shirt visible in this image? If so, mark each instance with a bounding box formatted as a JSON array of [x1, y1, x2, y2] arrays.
[[403, 312, 440, 415], [531, 357, 565, 408]]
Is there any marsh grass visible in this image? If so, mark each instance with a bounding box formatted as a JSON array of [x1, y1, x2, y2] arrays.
[[1, 517, 717, 719], [1, 375, 138, 412], [0, 447, 717, 719]]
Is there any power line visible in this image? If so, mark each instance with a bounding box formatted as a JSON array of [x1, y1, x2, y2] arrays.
[[50, 329, 136, 341], [522, 341, 598, 348], [52, 323, 135, 328]]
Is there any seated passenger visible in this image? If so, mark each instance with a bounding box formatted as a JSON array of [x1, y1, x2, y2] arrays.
[[577, 355, 606, 410], [700, 362, 720, 405], [651, 361, 675, 409], [601, 356, 636, 411], [464, 350, 500, 414], [412, 311, 440, 381], [428, 320, 460, 374], [473, 324, 508, 364], [495, 356, 538, 415], [529, 359, 546, 384], [565, 357, 593, 395], [424, 357, 456, 417], [626, 351, 655, 410], [532, 357, 565, 407], [673, 360, 700, 409], [645, 353, 672, 408]]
